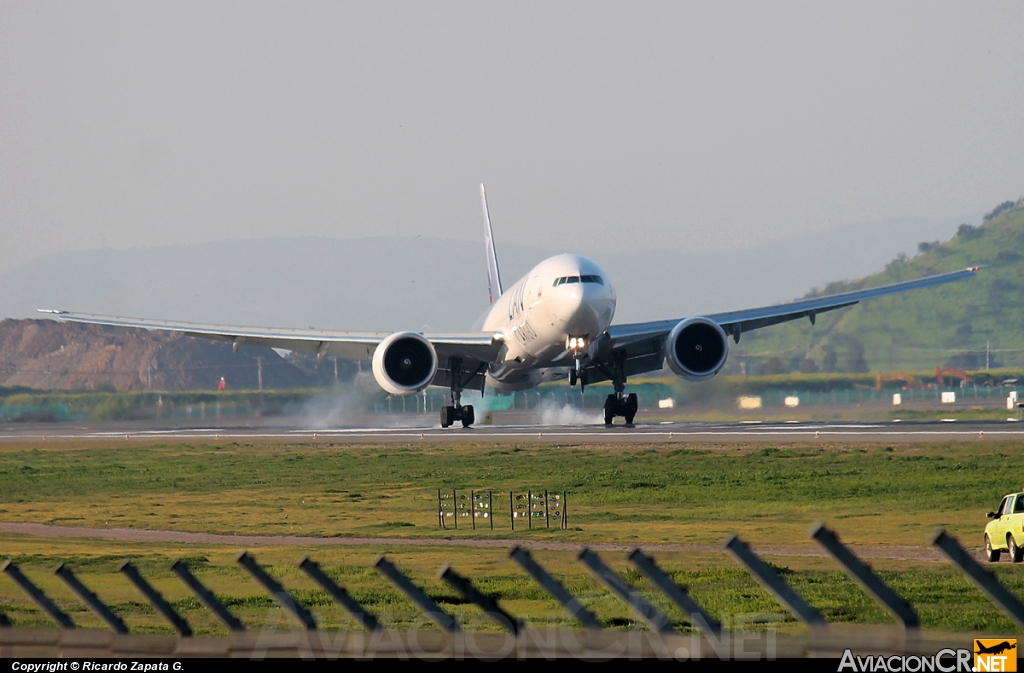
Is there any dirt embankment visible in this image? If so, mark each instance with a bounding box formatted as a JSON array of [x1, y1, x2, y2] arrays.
[[0, 318, 314, 391]]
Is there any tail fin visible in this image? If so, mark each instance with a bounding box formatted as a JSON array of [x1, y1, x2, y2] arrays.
[[480, 183, 503, 304]]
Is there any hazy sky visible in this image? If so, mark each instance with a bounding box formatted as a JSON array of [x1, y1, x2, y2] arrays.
[[2, 1, 1022, 277]]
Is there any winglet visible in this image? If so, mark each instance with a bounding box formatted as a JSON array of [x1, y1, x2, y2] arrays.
[[481, 184, 503, 304]]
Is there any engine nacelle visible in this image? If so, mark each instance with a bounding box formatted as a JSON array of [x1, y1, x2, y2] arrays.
[[371, 331, 438, 396], [664, 317, 729, 382]]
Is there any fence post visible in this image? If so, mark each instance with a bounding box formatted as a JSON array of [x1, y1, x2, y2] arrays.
[[171, 558, 245, 632], [299, 557, 380, 632], [510, 546, 601, 630], [932, 529, 1024, 629], [724, 535, 825, 627], [810, 523, 919, 629], [1, 560, 75, 629], [55, 563, 129, 634], [628, 549, 722, 636], [119, 560, 192, 636], [578, 548, 675, 634], [374, 556, 461, 633], [439, 565, 521, 635], [236, 552, 317, 630]]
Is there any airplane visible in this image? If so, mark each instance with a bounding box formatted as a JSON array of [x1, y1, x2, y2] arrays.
[[40, 185, 980, 428], [975, 641, 1016, 655]]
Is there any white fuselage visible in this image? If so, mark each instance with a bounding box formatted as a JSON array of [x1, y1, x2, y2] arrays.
[[474, 254, 616, 390]]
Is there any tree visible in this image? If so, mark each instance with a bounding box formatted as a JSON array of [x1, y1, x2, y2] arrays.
[[822, 346, 839, 372], [945, 352, 999, 370], [757, 357, 788, 376], [798, 357, 819, 373], [984, 200, 1016, 222], [885, 252, 908, 271], [956, 223, 981, 240], [844, 338, 869, 373]]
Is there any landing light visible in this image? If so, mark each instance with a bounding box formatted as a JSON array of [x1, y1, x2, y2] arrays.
[[567, 336, 588, 350]]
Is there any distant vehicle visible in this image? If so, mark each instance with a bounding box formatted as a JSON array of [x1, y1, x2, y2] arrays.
[[985, 492, 1024, 562], [39, 186, 981, 428]]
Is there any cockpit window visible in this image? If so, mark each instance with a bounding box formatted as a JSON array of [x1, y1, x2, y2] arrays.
[[553, 275, 604, 287]]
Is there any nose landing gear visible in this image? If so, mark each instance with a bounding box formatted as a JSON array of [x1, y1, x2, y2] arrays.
[[568, 356, 588, 389], [567, 336, 589, 390]]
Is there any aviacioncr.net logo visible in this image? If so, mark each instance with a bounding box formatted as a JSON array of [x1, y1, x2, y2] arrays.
[[974, 639, 1017, 672], [838, 648, 973, 672]]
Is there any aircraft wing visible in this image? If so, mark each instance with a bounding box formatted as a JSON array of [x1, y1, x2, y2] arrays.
[[590, 266, 980, 381], [36, 310, 503, 365]]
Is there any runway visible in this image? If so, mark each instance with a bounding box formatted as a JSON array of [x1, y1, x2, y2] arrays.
[[1, 418, 1021, 442]]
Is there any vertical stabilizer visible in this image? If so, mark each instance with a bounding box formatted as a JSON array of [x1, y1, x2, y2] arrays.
[[480, 184, 503, 304]]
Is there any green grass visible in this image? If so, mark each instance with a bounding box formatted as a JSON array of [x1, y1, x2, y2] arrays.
[[1, 439, 1023, 634], [0, 440, 1018, 544]]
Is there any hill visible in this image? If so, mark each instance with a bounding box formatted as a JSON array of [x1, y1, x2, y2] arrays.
[[732, 199, 1024, 374], [0, 319, 317, 391]]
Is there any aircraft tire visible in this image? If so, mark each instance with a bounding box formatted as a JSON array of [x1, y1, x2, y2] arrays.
[[624, 393, 638, 424], [604, 394, 616, 425], [462, 405, 475, 428], [440, 407, 451, 428]]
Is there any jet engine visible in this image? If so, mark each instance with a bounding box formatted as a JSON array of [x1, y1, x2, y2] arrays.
[[664, 317, 729, 382], [371, 331, 438, 395]]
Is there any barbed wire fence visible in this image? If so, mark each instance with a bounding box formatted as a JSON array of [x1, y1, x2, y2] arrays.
[[0, 524, 1021, 659]]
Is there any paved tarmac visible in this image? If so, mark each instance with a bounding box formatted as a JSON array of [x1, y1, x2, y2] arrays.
[[0, 418, 1022, 442]]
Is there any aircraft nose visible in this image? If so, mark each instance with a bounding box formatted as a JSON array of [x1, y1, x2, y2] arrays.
[[562, 282, 608, 335]]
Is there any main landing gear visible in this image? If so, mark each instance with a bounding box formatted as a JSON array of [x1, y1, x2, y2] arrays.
[[604, 392, 638, 427], [581, 350, 638, 427], [440, 357, 475, 428], [440, 401, 474, 428]]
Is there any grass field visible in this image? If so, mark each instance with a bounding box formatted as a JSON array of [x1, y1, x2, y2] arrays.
[[1, 438, 1023, 635]]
